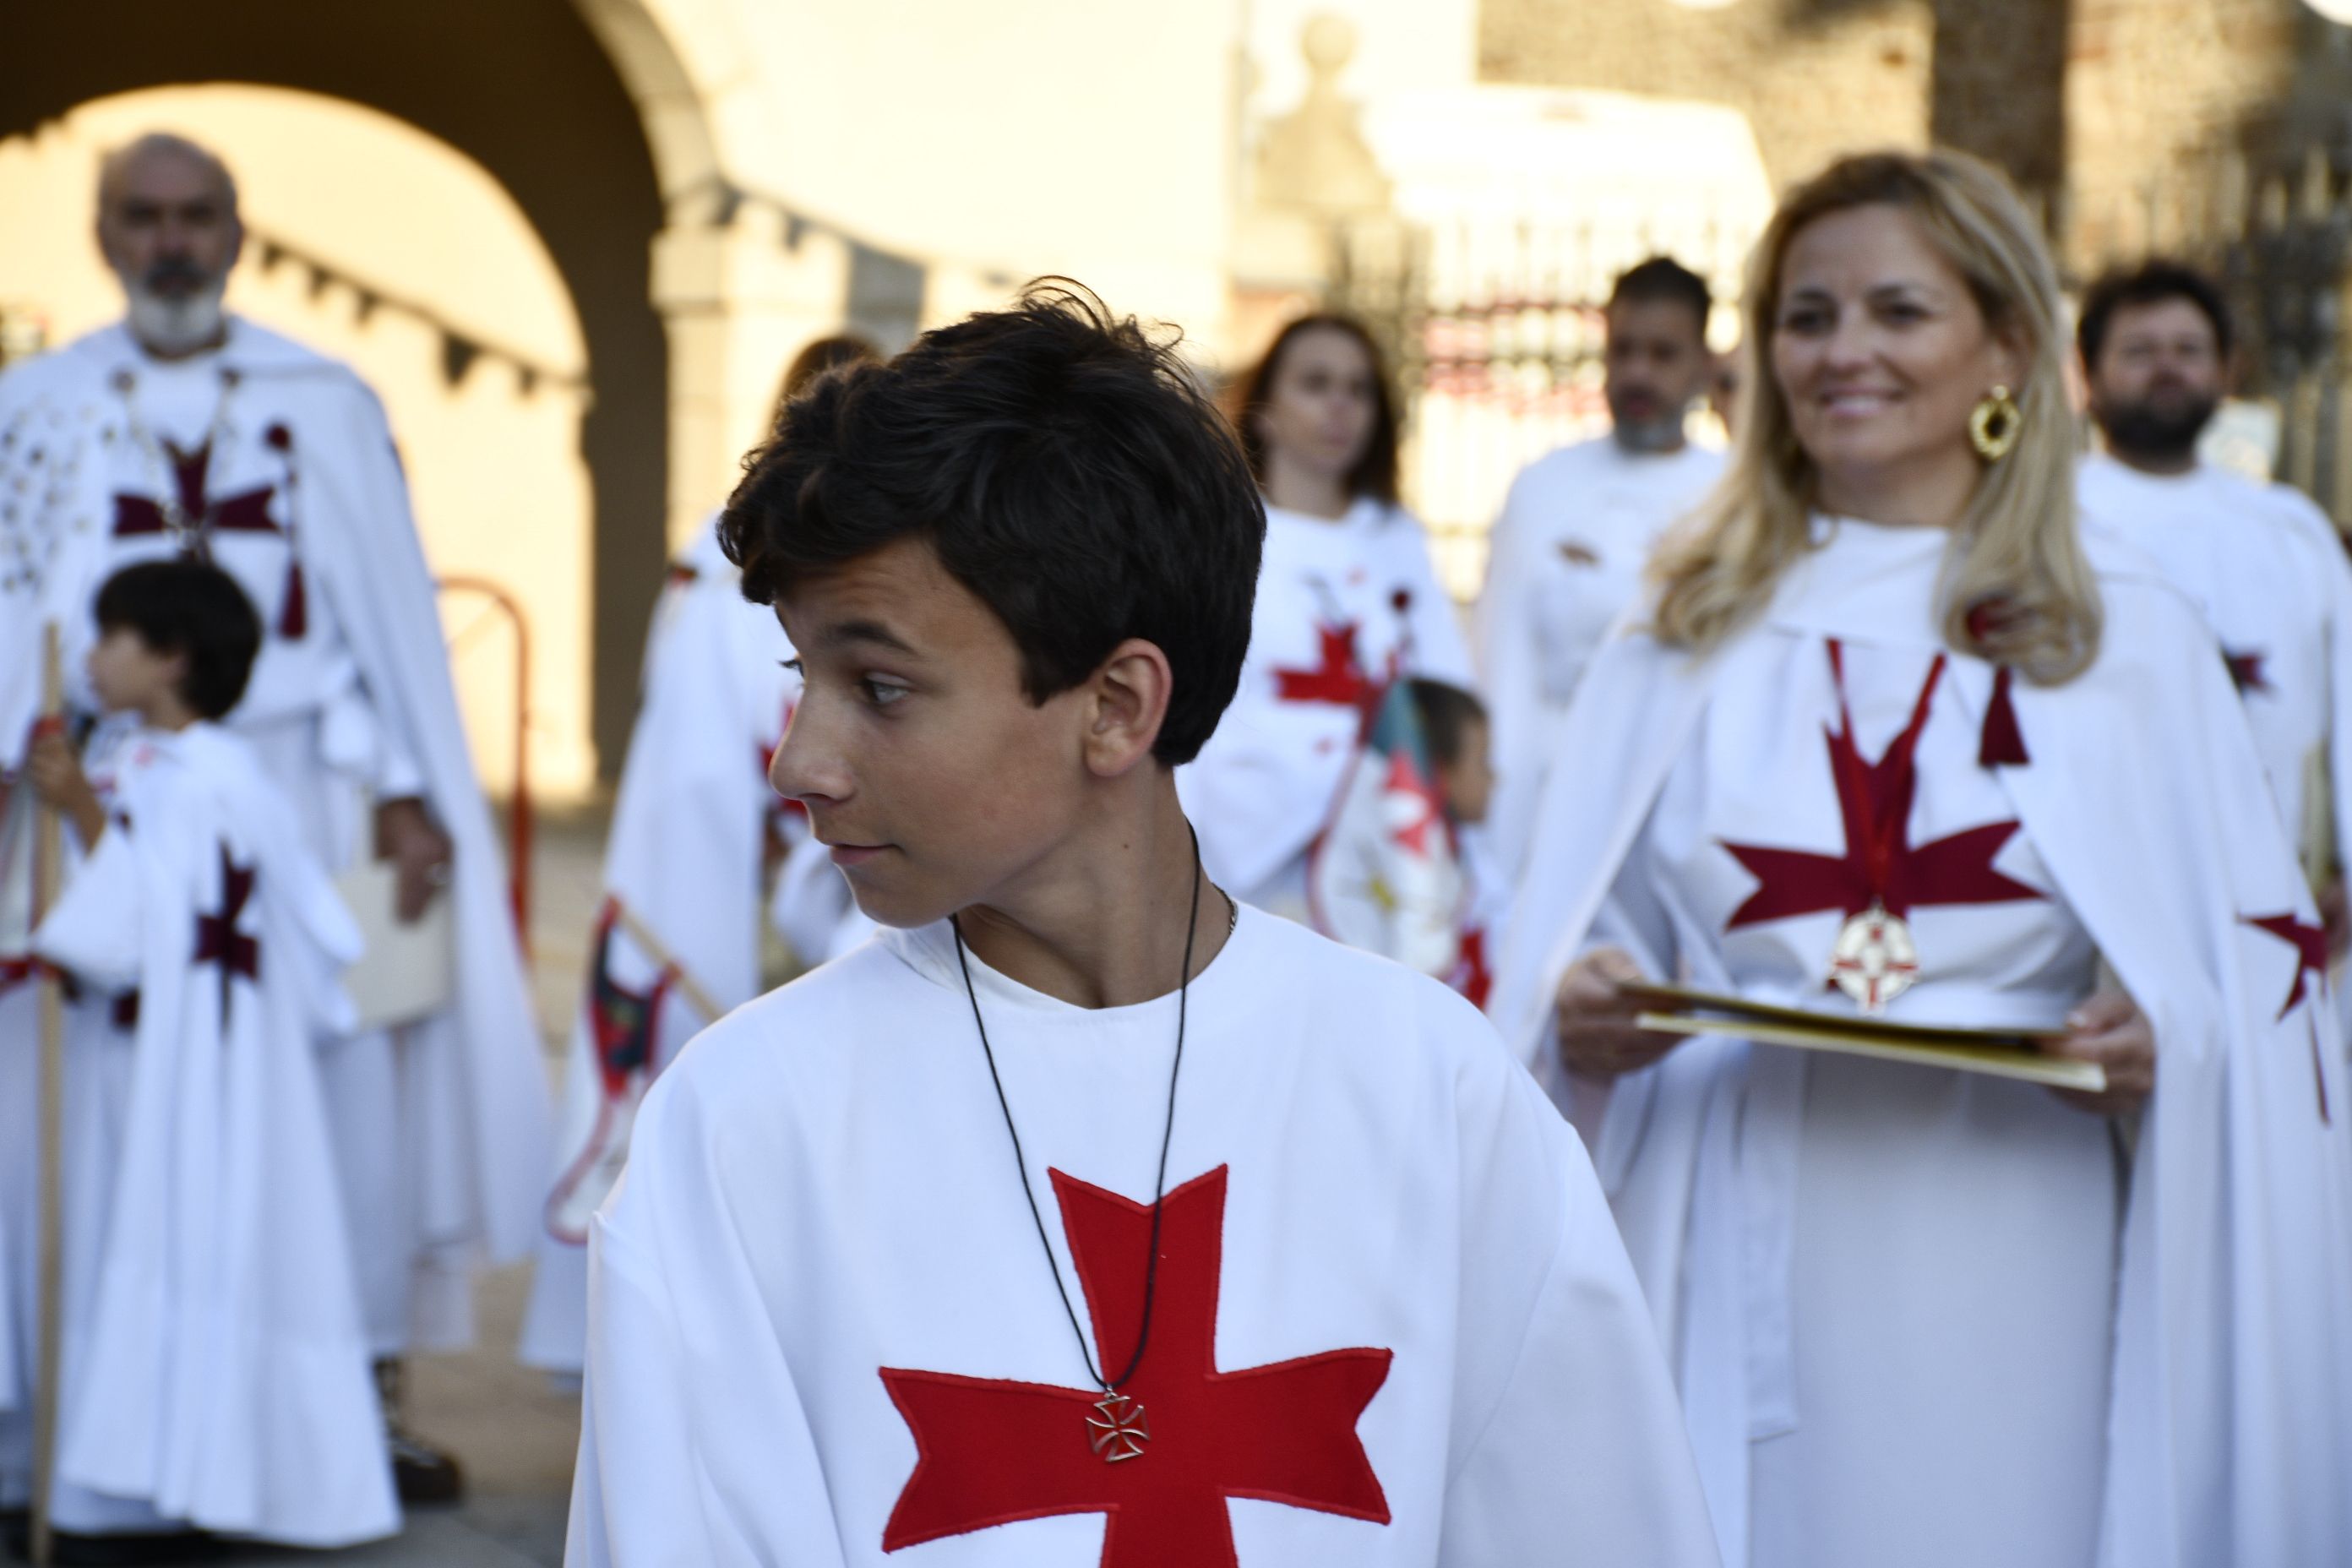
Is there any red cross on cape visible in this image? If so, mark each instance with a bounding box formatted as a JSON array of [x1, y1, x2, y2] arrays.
[[2244, 911, 2334, 1122], [2224, 646, 2272, 695], [1720, 640, 2045, 939], [193, 845, 260, 1026], [112, 435, 308, 638], [879, 1164, 1392, 1566], [1272, 623, 1375, 710], [112, 439, 279, 553]]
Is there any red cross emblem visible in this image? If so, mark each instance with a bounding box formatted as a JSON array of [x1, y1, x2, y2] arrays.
[[2245, 912, 2335, 1122], [1272, 623, 1374, 709], [2224, 646, 2271, 695], [193, 846, 259, 1025], [879, 1164, 1393, 1566], [112, 439, 278, 553], [1720, 642, 2044, 941]]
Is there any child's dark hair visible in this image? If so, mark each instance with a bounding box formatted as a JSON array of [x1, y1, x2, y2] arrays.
[[2077, 259, 2234, 370], [93, 558, 262, 720], [1406, 678, 1488, 768], [1232, 313, 1401, 506], [720, 280, 1265, 766]]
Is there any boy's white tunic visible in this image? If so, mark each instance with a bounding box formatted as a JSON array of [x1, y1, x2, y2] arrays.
[[24, 723, 396, 1544], [2076, 453, 2352, 876], [1180, 498, 1475, 916], [0, 319, 552, 1352], [520, 524, 798, 1372], [1474, 436, 1722, 873], [1492, 518, 2352, 1568], [567, 908, 1719, 1567]]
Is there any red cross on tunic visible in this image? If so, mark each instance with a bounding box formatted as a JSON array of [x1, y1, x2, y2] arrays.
[[1719, 641, 2045, 949], [193, 847, 259, 1025], [1272, 623, 1375, 710], [879, 1164, 1393, 1567], [2245, 911, 2333, 1122], [112, 439, 279, 556], [2224, 647, 2271, 695]]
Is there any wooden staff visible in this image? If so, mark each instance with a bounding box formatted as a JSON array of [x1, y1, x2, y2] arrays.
[[30, 623, 63, 1568], [611, 899, 723, 1024]]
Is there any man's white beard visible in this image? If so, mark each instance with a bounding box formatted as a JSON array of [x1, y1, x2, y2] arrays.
[[123, 275, 228, 357]]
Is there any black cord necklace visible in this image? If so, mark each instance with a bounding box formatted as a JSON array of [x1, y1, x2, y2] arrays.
[[949, 825, 1227, 1465]]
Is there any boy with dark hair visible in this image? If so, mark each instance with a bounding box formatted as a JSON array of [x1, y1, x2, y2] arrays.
[[13, 559, 395, 1554], [564, 286, 1715, 1565]]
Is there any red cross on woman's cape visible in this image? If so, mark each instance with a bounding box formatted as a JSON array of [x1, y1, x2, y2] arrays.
[[879, 1164, 1392, 1567], [193, 845, 259, 1026], [1720, 640, 2045, 934]]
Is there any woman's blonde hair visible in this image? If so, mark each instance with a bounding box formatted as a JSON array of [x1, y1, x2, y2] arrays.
[[1652, 150, 2099, 683]]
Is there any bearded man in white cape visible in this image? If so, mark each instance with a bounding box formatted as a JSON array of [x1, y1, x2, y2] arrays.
[[2074, 259, 2352, 966], [1492, 152, 2352, 1568], [0, 132, 550, 1500]]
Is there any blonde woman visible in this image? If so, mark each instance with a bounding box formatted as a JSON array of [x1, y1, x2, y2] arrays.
[[1492, 151, 2352, 1568]]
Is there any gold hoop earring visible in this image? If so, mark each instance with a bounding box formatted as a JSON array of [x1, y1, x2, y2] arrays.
[[1969, 384, 2023, 460]]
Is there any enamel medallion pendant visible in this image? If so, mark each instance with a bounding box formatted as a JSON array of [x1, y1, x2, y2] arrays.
[[1828, 901, 1919, 1014]]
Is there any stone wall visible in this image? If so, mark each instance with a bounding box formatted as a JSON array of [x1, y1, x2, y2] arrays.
[[1477, 0, 1935, 193], [1479, 0, 2313, 251]]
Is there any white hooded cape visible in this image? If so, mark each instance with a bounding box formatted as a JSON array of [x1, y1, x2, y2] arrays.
[[22, 723, 396, 1545], [1489, 519, 2352, 1568], [0, 321, 552, 1330]]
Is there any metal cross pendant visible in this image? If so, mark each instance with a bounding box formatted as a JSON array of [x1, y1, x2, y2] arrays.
[[1086, 1391, 1150, 1462]]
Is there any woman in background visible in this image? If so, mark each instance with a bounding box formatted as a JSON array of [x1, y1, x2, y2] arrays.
[[1180, 314, 1475, 917]]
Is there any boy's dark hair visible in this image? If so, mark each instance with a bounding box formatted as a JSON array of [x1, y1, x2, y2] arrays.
[[2077, 259, 2234, 370], [1232, 313, 1401, 506], [1609, 256, 1712, 337], [1406, 677, 1488, 769], [720, 280, 1265, 766], [93, 558, 262, 720]]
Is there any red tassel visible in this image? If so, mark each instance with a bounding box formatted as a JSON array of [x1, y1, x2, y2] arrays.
[[1979, 665, 2028, 767], [279, 560, 307, 639]]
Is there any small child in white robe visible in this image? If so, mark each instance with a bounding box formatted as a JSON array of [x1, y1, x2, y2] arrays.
[[10, 560, 395, 1554], [565, 286, 1718, 1567], [1408, 679, 1507, 1010]]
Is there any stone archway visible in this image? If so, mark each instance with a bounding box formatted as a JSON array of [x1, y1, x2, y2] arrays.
[[0, 0, 694, 776]]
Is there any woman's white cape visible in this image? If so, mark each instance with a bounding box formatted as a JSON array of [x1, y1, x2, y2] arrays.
[[1489, 521, 2352, 1568]]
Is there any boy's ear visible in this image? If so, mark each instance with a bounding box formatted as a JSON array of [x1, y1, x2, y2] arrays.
[[1081, 638, 1173, 778]]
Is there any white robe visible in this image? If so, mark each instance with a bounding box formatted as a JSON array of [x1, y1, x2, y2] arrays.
[[1474, 437, 1723, 874], [19, 721, 395, 1544], [0, 318, 553, 1354], [2075, 455, 2352, 881], [566, 908, 1719, 1567], [1180, 498, 1476, 915], [1492, 516, 2352, 1568], [519, 523, 798, 1374]]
